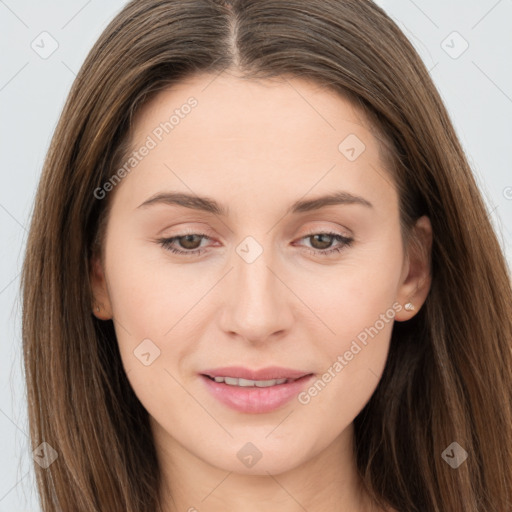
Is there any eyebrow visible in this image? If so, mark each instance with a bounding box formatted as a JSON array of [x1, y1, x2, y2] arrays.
[[136, 190, 373, 216]]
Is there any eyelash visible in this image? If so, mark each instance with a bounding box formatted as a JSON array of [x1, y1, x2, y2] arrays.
[[157, 230, 353, 257]]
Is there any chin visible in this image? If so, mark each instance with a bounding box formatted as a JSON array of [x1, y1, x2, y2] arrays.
[[202, 438, 312, 476]]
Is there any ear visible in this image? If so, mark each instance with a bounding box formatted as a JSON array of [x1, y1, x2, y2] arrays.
[[90, 253, 113, 320], [395, 215, 432, 322]]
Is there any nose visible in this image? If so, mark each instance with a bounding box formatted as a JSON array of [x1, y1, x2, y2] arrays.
[[217, 243, 294, 344]]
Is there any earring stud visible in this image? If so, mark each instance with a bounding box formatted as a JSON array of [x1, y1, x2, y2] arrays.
[[404, 302, 415, 311], [96, 305, 100, 312]]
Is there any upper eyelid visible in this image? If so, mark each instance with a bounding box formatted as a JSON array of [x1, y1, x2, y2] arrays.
[[161, 229, 350, 242], [160, 230, 352, 248], [159, 222, 352, 238]]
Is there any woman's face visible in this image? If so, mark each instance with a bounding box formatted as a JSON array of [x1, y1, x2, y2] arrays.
[[91, 72, 431, 476]]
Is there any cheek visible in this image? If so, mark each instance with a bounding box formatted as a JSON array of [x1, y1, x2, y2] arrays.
[[103, 245, 197, 422], [304, 229, 402, 340], [295, 233, 402, 406], [295, 288, 396, 439], [102, 230, 191, 378], [104, 229, 194, 333], [305, 283, 396, 393]]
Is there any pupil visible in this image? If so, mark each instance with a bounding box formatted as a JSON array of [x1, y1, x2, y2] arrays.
[[181, 235, 200, 249], [312, 234, 331, 249]]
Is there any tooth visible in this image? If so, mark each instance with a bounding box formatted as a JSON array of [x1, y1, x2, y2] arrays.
[[238, 378, 256, 387], [211, 376, 292, 387], [255, 379, 276, 387]]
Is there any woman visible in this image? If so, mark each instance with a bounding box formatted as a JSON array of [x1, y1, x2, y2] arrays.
[[21, 0, 512, 511]]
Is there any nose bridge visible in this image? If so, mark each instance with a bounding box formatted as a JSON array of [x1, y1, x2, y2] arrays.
[[237, 250, 274, 305], [221, 235, 291, 341]]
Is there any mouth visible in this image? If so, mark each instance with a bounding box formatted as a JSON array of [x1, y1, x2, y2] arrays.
[[199, 367, 315, 413], [201, 374, 310, 387]]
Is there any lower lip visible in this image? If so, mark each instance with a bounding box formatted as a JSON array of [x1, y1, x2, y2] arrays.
[[200, 374, 314, 414]]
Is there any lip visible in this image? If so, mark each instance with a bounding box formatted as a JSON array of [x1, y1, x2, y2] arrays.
[[201, 366, 310, 381], [199, 366, 314, 414]]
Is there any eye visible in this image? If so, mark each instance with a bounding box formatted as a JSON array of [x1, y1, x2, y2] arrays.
[[157, 232, 211, 256], [295, 231, 353, 256], [156, 230, 354, 257]]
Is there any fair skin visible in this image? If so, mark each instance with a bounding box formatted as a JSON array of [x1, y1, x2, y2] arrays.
[[91, 71, 431, 512]]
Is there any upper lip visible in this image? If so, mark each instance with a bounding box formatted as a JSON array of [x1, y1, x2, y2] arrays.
[[201, 366, 312, 381]]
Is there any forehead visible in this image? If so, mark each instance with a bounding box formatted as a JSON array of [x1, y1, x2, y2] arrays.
[[132, 71, 376, 150], [113, 71, 397, 219]]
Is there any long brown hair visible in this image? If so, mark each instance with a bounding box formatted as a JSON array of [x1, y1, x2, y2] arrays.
[[21, 1, 512, 510]]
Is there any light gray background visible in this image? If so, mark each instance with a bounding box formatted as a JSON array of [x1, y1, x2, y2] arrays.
[[1, 1, 511, 510]]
